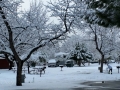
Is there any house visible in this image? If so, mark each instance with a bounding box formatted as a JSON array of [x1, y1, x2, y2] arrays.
[[0, 58, 9, 69]]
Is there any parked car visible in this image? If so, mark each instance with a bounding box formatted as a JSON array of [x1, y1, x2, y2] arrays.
[[48, 59, 57, 67], [108, 60, 115, 63], [90, 60, 98, 64], [65, 60, 74, 67], [56, 60, 66, 66]]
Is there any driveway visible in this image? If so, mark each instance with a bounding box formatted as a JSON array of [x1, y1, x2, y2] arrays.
[[16, 80, 120, 90], [75, 80, 120, 90]]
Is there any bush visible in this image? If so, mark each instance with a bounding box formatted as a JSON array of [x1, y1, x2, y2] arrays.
[[30, 61, 36, 67]]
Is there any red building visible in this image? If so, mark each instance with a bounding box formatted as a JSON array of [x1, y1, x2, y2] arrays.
[[0, 58, 9, 69]]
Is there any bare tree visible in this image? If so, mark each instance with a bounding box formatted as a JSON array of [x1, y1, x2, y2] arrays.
[[0, 0, 74, 86], [88, 25, 115, 73]]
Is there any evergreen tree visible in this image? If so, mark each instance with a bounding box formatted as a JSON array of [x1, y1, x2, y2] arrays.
[[84, 0, 120, 27], [69, 43, 93, 66]]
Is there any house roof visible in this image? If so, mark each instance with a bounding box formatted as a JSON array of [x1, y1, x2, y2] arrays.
[[55, 52, 69, 57], [0, 54, 5, 59], [48, 59, 56, 63]]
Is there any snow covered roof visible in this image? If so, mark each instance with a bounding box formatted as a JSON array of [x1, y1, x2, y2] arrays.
[[0, 54, 5, 59], [48, 59, 56, 63], [55, 52, 69, 57]]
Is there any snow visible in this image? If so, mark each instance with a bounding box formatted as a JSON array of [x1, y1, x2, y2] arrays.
[[55, 52, 69, 57], [48, 59, 56, 63], [1, 63, 120, 90], [0, 58, 5, 59], [0, 54, 5, 59]]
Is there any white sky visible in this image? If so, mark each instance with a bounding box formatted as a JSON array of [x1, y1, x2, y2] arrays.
[[21, 0, 50, 10], [0, 63, 120, 89], [21, 0, 82, 35], [21, 0, 58, 24]]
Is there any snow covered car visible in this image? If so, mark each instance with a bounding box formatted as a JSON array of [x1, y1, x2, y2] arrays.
[[109, 60, 115, 63], [48, 59, 57, 67]]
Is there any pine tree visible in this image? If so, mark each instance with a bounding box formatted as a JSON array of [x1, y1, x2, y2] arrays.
[[70, 43, 93, 66], [85, 0, 120, 27]]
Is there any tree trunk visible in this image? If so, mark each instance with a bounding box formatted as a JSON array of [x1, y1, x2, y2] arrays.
[[16, 61, 23, 86], [100, 55, 104, 73], [27, 62, 30, 74], [82, 61, 85, 66], [78, 60, 81, 66], [98, 60, 101, 65], [9, 61, 14, 70]]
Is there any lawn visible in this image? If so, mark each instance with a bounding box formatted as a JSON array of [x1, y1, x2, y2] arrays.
[[0, 63, 120, 90]]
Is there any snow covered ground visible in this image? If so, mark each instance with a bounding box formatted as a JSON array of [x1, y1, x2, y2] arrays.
[[0, 63, 120, 90]]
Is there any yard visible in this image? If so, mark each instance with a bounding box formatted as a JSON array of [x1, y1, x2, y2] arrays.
[[0, 63, 120, 90]]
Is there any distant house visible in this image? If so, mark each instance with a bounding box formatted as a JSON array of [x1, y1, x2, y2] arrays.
[[0, 58, 9, 69]]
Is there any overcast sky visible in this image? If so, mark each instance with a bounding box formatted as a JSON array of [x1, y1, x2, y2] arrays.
[[21, 0, 58, 24], [22, 0, 50, 10]]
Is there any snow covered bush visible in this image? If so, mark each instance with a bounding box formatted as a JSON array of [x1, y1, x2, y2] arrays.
[[68, 42, 93, 66]]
